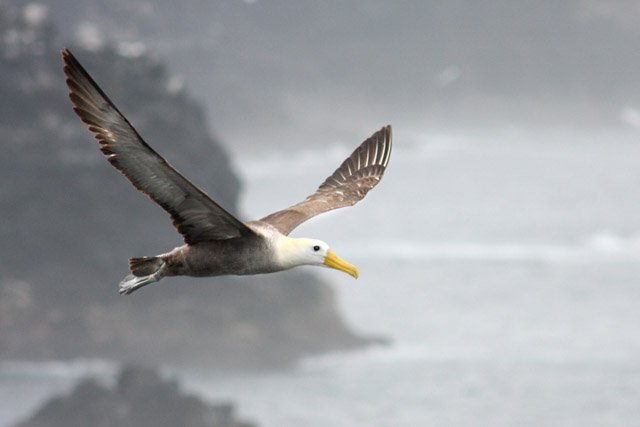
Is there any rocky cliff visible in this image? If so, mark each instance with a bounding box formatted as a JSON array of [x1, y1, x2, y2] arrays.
[[0, 4, 370, 370], [14, 365, 256, 427]]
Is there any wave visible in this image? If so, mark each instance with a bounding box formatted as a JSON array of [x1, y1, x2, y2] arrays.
[[338, 232, 640, 263], [0, 358, 117, 380], [300, 341, 635, 373]]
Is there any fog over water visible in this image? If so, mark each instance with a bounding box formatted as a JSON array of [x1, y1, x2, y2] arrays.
[[185, 128, 640, 426], [3, 1, 640, 426], [3, 125, 640, 425]]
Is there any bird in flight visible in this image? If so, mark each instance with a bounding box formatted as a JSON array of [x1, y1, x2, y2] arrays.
[[62, 49, 392, 295]]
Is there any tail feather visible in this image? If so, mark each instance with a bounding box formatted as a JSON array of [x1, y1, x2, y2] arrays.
[[129, 256, 164, 276]]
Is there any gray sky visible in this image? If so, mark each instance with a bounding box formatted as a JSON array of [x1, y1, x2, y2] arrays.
[[29, 0, 640, 147]]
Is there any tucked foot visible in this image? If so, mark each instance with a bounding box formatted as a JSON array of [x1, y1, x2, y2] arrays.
[[120, 259, 166, 295], [119, 272, 160, 295]]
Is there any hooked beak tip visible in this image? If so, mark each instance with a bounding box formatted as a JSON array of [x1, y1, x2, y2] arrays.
[[324, 249, 359, 280]]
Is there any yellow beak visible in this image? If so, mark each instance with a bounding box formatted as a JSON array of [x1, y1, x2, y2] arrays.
[[323, 249, 359, 279]]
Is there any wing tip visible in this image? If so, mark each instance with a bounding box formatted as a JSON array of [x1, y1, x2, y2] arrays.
[[62, 49, 82, 97], [368, 124, 392, 168], [61, 48, 76, 71], [372, 124, 392, 148], [378, 124, 392, 140], [382, 124, 392, 143], [382, 124, 392, 167]]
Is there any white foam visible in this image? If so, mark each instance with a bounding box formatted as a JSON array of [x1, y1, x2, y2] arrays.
[[337, 235, 640, 264], [584, 231, 640, 253], [0, 359, 117, 380]]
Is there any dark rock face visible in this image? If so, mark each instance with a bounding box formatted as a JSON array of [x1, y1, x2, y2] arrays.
[[0, 4, 370, 369], [14, 365, 256, 427]]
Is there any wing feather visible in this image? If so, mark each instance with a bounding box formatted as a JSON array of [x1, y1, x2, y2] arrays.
[[260, 125, 392, 235], [62, 49, 254, 244]]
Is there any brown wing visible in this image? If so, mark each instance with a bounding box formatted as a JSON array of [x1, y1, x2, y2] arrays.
[[260, 125, 392, 235], [62, 49, 254, 244]]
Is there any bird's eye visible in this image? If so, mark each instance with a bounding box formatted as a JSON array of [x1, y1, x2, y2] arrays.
[[313, 245, 320, 252]]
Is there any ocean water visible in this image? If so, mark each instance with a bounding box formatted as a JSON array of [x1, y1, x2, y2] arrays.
[[3, 128, 640, 426]]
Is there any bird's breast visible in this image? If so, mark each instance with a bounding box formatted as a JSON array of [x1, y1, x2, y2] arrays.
[[163, 236, 279, 277]]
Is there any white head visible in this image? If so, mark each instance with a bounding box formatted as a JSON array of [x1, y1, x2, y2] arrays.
[[275, 237, 359, 279]]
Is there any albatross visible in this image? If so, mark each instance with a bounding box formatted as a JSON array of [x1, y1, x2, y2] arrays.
[[62, 49, 392, 295]]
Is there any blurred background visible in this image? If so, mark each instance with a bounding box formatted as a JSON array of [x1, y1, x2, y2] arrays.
[[2, 1, 640, 426]]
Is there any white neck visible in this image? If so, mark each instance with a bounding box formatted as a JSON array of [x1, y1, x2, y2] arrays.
[[273, 236, 314, 269]]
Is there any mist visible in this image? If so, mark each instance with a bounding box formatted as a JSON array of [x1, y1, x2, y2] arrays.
[[2, 1, 640, 426]]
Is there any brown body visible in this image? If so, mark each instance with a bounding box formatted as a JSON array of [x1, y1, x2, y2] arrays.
[[157, 224, 277, 277], [62, 48, 392, 294]]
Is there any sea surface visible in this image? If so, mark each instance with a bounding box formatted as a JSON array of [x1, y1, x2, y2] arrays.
[[3, 128, 640, 426]]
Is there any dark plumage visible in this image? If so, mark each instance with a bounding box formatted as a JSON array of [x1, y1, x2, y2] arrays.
[[62, 48, 392, 294]]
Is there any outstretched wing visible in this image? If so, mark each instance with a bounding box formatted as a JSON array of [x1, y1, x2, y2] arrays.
[[260, 125, 392, 235], [62, 49, 254, 244]]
